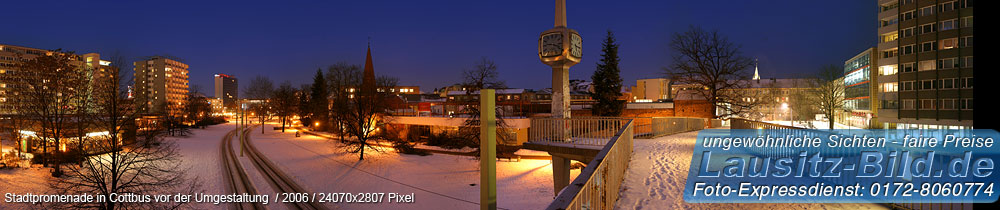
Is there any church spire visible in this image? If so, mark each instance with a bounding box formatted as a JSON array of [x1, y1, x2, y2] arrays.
[[752, 58, 760, 81], [363, 42, 376, 90]]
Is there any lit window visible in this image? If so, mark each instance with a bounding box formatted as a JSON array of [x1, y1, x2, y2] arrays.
[[882, 82, 898, 92], [881, 32, 898, 43]]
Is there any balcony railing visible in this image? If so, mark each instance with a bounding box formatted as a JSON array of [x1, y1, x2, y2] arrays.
[[546, 119, 633, 210]]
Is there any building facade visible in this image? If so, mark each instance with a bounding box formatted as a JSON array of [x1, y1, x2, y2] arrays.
[[630, 78, 671, 102], [842, 48, 880, 128], [214, 73, 238, 108], [134, 56, 190, 117], [876, 0, 973, 129], [728, 78, 814, 122], [0, 44, 112, 115]]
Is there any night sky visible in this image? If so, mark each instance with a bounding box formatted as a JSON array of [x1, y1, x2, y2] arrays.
[[1, 0, 874, 97]]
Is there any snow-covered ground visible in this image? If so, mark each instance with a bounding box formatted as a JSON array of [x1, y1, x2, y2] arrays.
[[615, 129, 887, 210], [172, 123, 238, 209], [251, 124, 577, 210], [0, 165, 51, 209], [3, 123, 575, 209], [0, 125, 236, 210]]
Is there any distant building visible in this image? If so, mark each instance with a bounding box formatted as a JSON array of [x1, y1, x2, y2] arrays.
[[433, 84, 465, 97], [685, 78, 814, 121], [134, 56, 189, 117], [0, 44, 114, 114], [630, 78, 671, 102], [842, 48, 880, 128], [214, 73, 238, 107], [875, 0, 973, 129], [208, 97, 224, 116]]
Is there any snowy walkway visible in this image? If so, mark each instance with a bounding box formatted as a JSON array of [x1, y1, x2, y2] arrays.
[[614, 129, 888, 210], [250, 124, 577, 210]]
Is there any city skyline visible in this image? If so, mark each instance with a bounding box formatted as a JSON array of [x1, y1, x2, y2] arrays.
[[0, 0, 875, 92]]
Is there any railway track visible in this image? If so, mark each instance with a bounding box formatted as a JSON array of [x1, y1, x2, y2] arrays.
[[220, 127, 266, 210], [239, 126, 331, 210]]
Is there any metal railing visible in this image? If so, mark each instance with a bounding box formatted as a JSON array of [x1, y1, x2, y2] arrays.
[[528, 117, 707, 146], [567, 116, 705, 139], [546, 120, 634, 210], [647, 117, 705, 138], [528, 118, 631, 146]]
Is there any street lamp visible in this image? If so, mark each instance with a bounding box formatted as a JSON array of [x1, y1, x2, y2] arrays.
[[780, 102, 790, 126]]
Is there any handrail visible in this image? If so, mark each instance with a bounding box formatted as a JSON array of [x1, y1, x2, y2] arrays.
[[546, 119, 634, 210], [529, 118, 630, 146]]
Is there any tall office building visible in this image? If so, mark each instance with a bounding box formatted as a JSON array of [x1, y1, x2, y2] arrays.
[[214, 73, 238, 107], [134, 56, 189, 117], [843, 48, 879, 128], [875, 0, 973, 129]]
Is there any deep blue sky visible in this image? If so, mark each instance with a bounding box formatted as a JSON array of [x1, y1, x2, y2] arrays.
[[1, 0, 874, 97]]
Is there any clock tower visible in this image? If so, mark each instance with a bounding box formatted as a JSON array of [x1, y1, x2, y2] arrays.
[[539, 0, 581, 119]]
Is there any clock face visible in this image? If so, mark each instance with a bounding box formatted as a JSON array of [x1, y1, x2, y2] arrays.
[[539, 33, 563, 57], [570, 33, 582, 58]]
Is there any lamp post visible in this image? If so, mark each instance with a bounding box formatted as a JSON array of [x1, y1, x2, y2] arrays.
[[781, 102, 790, 126]]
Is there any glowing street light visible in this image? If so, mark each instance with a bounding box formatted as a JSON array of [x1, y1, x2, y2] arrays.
[[781, 102, 791, 126]]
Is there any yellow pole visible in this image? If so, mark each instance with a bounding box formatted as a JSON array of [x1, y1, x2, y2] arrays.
[[239, 102, 244, 157], [480, 89, 497, 210]]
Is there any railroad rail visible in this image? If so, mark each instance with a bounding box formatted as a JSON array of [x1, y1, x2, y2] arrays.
[[240, 127, 331, 210], [220, 127, 266, 210]]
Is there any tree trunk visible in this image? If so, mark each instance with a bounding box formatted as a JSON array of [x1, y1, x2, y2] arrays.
[[42, 137, 48, 167], [828, 111, 835, 130], [359, 140, 365, 160]]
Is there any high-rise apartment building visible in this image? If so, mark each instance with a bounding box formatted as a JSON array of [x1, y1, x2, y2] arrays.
[[134, 56, 189, 117], [214, 73, 238, 107], [0, 44, 112, 114], [842, 48, 880, 128], [876, 0, 973, 129]]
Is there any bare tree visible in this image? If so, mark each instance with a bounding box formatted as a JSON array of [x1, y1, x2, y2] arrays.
[[184, 90, 211, 127], [327, 62, 398, 160], [810, 65, 845, 130], [17, 49, 89, 176], [462, 57, 506, 92], [271, 81, 298, 132], [49, 53, 197, 210], [664, 26, 761, 119], [789, 88, 819, 128], [326, 63, 362, 141], [459, 57, 514, 155], [2, 53, 33, 166], [243, 75, 274, 133]]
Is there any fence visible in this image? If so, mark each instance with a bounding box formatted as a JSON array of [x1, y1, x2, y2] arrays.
[[568, 116, 705, 139], [546, 120, 634, 210], [528, 118, 630, 146]]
